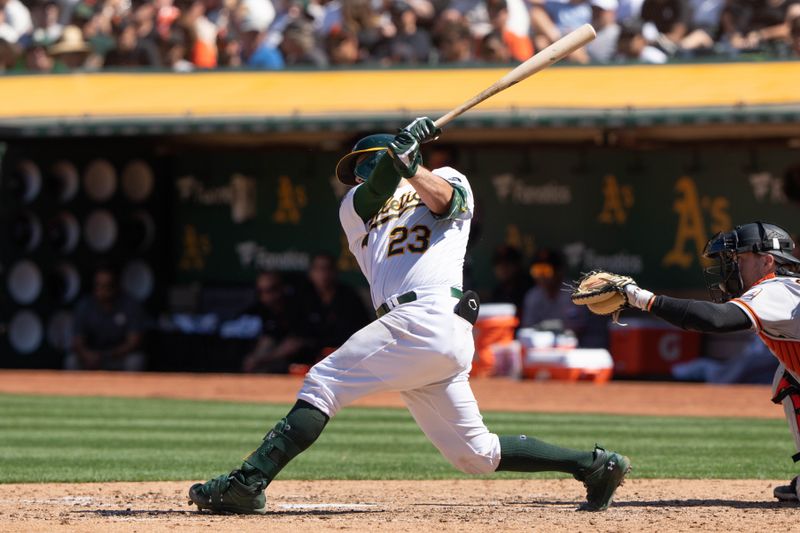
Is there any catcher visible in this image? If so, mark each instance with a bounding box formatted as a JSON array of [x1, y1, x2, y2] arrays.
[[572, 221, 800, 502]]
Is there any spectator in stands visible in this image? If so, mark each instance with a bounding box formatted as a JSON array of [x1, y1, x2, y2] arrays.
[[280, 18, 328, 66], [23, 39, 53, 72], [176, 0, 218, 67], [615, 19, 669, 62], [486, 0, 534, 61], [30, 1, 63, 45], [340, 0, 393, 62], [0, 37, 18, 71], [66, 265, 147, 371], [161, 24, 194, 70], [520, 248, 606, 347], [239, 6, 283, 68], [130, 1, 163, 64], [640, 0, 690, 55], [530, 0, 591, 63], [77, 7, 114, 69], [489, 244, 533, 316], [520, 249, 573, 329], [326, 28, 361, 64], [241, 271, 313, 373], [720, 0, 800, 53], [49, 24, 92, 69], [217, 31, 243, 66], [434, 18, 474, 62], [439, 0, 492, 39], [616, 0, 644, 24], [375, 1, 432, 64], [156, 0, 181, 40], [586, 0, 620, 62], [477, 29, 511, 61], [300, 253, 370, 357], [671, 333, 779, 384], [104, 21, 159, 67], [791, 15, 800, 55], [0, 0, 32, 44], [398, 0, 436, 25], [678, 0, 724, 54]]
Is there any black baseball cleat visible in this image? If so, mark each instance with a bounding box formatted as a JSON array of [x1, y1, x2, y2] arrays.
[[577, 445, 632, 511], [773, 476, 799, 502], [188, 467, 267, 515]]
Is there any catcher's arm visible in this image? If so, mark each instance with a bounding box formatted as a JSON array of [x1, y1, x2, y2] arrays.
[[649, 296, 751, 333], [571, 270, 752, 332]]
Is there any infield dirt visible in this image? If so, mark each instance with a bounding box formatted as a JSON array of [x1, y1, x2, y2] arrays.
[[0, 371, 795, 532]]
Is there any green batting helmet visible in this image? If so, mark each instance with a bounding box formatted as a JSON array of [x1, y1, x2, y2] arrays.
[[335, 133, 394, 186]]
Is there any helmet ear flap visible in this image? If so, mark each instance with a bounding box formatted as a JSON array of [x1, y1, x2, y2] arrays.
[[703, 231, 744, 302], [335, 133, 395, 185]]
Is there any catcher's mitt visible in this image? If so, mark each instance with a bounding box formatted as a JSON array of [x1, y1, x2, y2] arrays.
[[570, 270, 635, 319]]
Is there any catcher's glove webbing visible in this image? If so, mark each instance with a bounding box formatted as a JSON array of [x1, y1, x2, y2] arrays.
[[570, 270, 635, 323]]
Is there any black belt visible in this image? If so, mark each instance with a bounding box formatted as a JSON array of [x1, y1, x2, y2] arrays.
[[376, 287, 463, 318]]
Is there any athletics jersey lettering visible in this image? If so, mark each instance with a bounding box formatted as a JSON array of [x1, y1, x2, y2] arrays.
[[368, 191, 425, 231], [339, 167, 474, 309], [732, 276, 800, 376]]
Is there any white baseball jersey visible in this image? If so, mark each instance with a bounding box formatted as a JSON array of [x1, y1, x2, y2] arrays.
[[299, 166, 501, 475], [731, 274, 800, 379], [338, 167, 473, 309]]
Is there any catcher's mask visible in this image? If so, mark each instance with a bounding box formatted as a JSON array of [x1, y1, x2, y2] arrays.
[[335, 133, 394, 186], [702, 221, 800, 302]]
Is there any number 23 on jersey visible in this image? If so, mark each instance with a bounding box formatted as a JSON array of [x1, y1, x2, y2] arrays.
[[387, 225, 431, 256]]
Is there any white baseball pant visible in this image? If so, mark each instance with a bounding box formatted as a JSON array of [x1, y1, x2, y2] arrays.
[[297, 291, 502, 475], [772, 363, 800, 457]]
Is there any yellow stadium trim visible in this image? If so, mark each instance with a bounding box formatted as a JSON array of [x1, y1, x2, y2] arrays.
[[0, 62, 798, 120]]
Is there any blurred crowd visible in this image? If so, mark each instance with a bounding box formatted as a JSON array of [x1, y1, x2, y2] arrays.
[[66, 243, 783, 384], [67, 253, 371, 373], [1, 0, 800, 73]]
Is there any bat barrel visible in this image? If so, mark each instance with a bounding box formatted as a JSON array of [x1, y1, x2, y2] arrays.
[[434, 24, 597, 129]]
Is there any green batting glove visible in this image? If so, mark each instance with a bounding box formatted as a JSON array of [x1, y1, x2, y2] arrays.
[[387, 131, 422, 179], [402, 116, 441, 144]]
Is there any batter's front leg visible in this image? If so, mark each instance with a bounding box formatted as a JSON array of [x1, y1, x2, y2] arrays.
[[188, 317, 403, 514], [188, 399, 329, 514], [401, 371, 631, 511]]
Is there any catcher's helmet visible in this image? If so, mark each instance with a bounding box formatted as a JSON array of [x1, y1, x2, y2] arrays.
[[335, 133, 394, 186], [702, 221, 800, 302]]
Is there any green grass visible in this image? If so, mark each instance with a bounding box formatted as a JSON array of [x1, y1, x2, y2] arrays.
[[0, 393, 795, 483]]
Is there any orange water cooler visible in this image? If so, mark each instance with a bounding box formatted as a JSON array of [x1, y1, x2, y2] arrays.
[[471, 303, 518, 376], [609, 319, 701, 377]]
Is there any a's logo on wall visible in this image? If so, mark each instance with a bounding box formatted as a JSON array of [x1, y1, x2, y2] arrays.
[[273, 176, 308, 224], [663, 176, 730, 269], [178, 224, 211, 271], [598, 175, 634, 224]]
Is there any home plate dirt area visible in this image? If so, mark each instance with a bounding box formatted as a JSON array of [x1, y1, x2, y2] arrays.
[[2, 479, 797, 532], [0, 371, 796, 532]]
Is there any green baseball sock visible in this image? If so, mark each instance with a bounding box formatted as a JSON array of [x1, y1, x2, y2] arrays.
[[241, 400, 329, 485], [496, 435, 595, 479]]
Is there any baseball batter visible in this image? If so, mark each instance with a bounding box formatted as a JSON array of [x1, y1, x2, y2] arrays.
[[189, 117, 630, 514], [573, 221, 800, 502]]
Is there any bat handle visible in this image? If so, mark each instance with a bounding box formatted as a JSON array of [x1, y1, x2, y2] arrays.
[[433, 111, 458, 130]]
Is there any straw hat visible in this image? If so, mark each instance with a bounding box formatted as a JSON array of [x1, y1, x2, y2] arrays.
[[48, 26, 90, 55]]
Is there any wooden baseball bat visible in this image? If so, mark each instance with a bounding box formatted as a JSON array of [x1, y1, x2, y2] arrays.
[[433, 24, 597, 129]]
